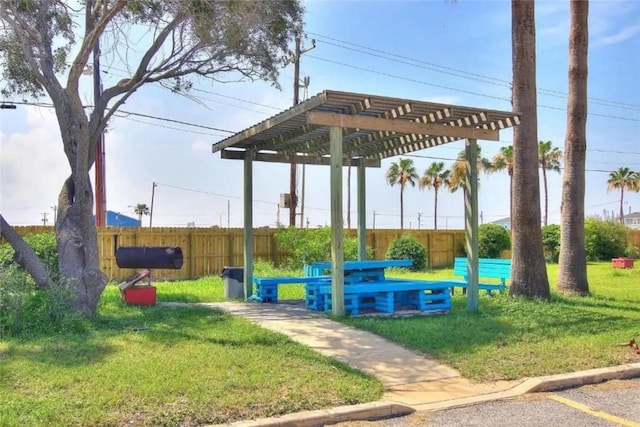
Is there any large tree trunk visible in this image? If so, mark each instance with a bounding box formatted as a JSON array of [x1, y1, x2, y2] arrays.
[[509, 0, 550, 299], [542, 166, 549, 226], [0, 214, 54, 288], [558, 0, 589, 296], [50, 90, 108, 316]]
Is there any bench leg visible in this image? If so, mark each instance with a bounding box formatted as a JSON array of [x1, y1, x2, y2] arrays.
[[375, 292, 394, 313]]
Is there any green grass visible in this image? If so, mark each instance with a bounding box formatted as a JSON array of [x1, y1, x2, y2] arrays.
[[1, 285, 382, 426], [342, 262, 640, 381]]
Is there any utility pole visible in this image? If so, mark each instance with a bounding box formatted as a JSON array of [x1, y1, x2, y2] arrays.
[[149, 182, 157, 227], [417, 212, 421, 230], [89, 0, 107, 227], [289, 36, 301, 227], [227, 200, 231, 229], [51, 205, 57, 224], [373, 210, 377, 229], [41, 212, 48, 226], [480, 210, 484, 225], [289, 35, 315, 227]]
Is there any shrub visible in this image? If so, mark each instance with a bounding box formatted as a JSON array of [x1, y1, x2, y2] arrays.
[[385, 233, 427, 271], [584, 218, 627, 261], [624, 245, 640, 259], [478, 224, 511, 258], [0, 231, 59, 281], [0, 269, 85, 338], [541, 224, 561, 263], [274, 227, 373, 269]]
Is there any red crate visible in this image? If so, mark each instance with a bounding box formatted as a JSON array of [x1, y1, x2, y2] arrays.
[[122, 286, 157, 305], [612, 258, 634, 269]]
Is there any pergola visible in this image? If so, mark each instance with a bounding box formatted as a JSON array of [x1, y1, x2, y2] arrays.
[[211, 90, 520, 315]]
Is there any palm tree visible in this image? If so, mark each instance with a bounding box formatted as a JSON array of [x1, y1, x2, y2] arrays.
[[490, 145, 515, 220], [419, 162, 450, 230], [133, 203, 150, 224], [558, 0, 590, 296], [538, 141, 562, 226], [509, 0, 550, 299], [607, 167, 638, 223], [386, 158, 418, 229], [448, 146, 492, 204]]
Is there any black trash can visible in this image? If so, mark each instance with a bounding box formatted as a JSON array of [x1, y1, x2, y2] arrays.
[[221, 267, 244, 299]]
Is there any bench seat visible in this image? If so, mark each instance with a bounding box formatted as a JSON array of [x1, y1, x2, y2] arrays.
[[318, 280, 451, 315], [253, 275, 331, 303]]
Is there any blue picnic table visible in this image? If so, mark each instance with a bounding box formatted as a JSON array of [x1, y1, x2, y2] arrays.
[[253, 259, 452, 316]]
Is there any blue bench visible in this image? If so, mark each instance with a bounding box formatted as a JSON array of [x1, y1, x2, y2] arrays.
[[252, 276, 331, 303], [446, 257, 511, 295], [319, 280, 451, 315]]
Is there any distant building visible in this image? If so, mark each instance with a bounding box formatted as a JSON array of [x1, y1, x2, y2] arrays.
[[491, 217, 511, 230], [102, 211, 141, 227], [623, 212, 640, 230]]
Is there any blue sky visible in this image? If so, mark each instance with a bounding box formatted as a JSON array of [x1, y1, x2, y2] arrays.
[[1, 0, 639, 229]]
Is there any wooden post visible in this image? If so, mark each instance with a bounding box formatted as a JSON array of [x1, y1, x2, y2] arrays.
[[330, 126, 345, 316], [357, 159, 367, 260], [465, 138, 479, 312], [243, 151, 254, 299]]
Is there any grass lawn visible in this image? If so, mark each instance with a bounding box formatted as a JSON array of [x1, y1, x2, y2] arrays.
[[0, 280, 382, 426], [343, 262, 640, 381]]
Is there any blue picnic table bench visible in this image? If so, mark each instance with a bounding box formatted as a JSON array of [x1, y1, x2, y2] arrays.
[[444, 257, 511, 295]]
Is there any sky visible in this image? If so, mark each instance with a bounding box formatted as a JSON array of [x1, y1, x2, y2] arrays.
[[1, 0, 639, 230]]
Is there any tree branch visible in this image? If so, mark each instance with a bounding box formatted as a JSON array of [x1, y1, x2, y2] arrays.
[[0, 214, 53, 289], [67, 0, 127, 93]]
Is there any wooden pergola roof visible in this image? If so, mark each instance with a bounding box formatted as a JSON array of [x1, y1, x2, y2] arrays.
[[211, 90, 520, 167]]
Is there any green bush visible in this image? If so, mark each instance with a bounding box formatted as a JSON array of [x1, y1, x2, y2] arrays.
[[0, 269, 85, 338], [541, 224, 561, 263], [478, 224, 511, 258], [274, 227, 373, 269], [0, 231, 59, 281], [584, 218, 627, 261], [624, 245, 640, 259], [385, 233, 427, 271]]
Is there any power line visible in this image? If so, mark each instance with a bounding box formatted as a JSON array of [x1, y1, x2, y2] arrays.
[[307, 31, 640, 111], [306, 55, 639, 122]]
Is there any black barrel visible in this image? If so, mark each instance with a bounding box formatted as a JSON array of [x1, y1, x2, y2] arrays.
[[115, 246, 184, 269]]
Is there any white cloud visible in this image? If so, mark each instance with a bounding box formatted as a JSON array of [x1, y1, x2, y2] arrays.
[[191, 140, 210, 152], [0, 107, 69, 224], [422, 96, 459, 105], [596, 21, 640, 46]]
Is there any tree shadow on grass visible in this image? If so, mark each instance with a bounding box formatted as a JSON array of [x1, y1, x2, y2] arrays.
[[4, 335, 115, 367]]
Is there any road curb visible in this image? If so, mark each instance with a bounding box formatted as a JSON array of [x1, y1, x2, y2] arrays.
[[410, 362, 640, 412], [213, 401, 414, 427]]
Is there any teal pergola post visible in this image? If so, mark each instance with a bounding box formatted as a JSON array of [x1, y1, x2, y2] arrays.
[[243, 150, 254, 299], [357, 159, 367, 260], [465, 138, 479, 312], [330, 125, 345, 316]]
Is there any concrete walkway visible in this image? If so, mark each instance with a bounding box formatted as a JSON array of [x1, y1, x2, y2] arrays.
[[163, 300, 640, 426], [165, 300, 522, 407]]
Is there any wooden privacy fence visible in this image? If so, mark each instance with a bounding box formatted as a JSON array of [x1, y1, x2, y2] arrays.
[[4, 226, 640, 281], [3, 226, 465, 280]]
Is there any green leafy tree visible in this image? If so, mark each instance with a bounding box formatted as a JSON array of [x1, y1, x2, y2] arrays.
[[385, 158, 418, 230], [419, 162, 450, 230], [0, 0, 303, 315], [538, 141, 562, 226], [607, 167, 639, 224]]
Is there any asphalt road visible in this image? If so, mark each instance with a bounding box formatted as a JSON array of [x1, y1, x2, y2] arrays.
[[334, 379, 640, 427]]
